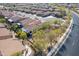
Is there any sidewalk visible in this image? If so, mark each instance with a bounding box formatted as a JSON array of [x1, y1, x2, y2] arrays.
[[22, 45, 32, 56]]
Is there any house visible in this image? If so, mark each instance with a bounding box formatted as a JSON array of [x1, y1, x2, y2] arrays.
[[1, 10, 14, 18], [28, 19, 41, 26], [24, 18, 42, 30], [10, 16, 21, 22], [25, 9, 31, 14], [42, 11, 52, 17], [53, 12, 63, 18], [31, 10, 36, 14], [0, 10, 4, 17], [6, 15, 22, 24], [20, 17, 42, 31], [36, 11, 44, 17], [20, 17, 31, 27], [0, 5, 4, 10]]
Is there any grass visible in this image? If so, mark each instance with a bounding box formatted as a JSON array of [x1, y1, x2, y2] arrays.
[[0, 17, 5, 23], [11, 51, 23, 56]]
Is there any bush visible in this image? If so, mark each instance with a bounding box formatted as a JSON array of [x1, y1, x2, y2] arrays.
[[10, 23, 20, 32], [32, 22, 51, 33], [52, 19, 62, 25], [0, 18, 5, 23], [16, 29, 27, 40], [39, 22, 51, 30], [33, 30, 45, 39], [33, 38, 49, 53], [11, 51, 23, 56]]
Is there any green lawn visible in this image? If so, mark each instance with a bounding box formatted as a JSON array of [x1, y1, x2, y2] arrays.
[[0, 17, 5, 23]]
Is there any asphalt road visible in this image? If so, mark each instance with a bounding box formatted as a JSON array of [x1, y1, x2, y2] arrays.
[[56, 12, 79, 56]]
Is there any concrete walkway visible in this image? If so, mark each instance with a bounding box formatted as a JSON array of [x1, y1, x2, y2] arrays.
[[22, 45, 32, 56]]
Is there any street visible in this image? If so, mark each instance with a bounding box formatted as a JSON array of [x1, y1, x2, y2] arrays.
[[56, 12, 79, 56]]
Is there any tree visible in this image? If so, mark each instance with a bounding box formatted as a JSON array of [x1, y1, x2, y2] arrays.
[[57, 6, 67, 17], [16, 29, 27, 40], [10, 23, 19, 32], [16, 29, 27, 46], [72, 4, 76, 10]]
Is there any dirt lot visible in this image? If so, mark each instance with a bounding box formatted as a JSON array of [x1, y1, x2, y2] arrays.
[[0, 38, 24, 56], [0, 23, 24, 56]]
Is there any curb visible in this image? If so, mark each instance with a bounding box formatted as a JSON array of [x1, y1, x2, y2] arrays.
[[47, 18, 73, 56]]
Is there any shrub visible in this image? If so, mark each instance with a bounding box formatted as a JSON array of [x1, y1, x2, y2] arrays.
[[11, 51, 23, 56]]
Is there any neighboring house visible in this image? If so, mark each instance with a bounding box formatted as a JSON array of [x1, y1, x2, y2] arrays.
[[23, 19, 42, 31], [36, 11, 52, 17], [13, 11, 27, 19], [31, 10, 36, 14], [36, 11, 44, 17], [0, 5, 4, 10], [53, 11, 63, 18], [28, 19, 41, 26], [6, 15, 22, 24], [1, 10, 14, 18], [20, 18, 30, 26], [25, 9, 31, 14], [10, 16, 21, 22], [20, 18, 40, 27]]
